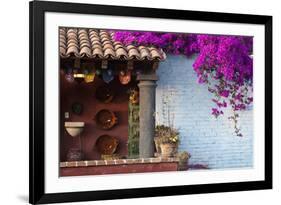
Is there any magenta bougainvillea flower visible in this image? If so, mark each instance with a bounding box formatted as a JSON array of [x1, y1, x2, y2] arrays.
[[113, 31, 253, 136]]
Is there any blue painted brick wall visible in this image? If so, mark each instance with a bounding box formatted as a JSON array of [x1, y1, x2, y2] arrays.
[[156, 55, 253, 169]]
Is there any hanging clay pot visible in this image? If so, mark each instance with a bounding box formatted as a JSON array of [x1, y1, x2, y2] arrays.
[[73, 72, 85, 83], [84, 72, 95, 83], [119, 70, 131, 85], [65, 67, 74, 83], [102, 69, 114, 83], [65, 73, 74, 83]]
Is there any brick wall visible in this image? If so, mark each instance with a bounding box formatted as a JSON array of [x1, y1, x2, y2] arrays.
[[156, 55, 253, 169]]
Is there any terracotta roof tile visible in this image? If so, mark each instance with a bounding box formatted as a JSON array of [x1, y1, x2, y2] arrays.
[[59, 27, 166, 61]]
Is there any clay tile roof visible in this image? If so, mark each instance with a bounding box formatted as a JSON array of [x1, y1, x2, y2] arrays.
[[59, 27, 166, 61]]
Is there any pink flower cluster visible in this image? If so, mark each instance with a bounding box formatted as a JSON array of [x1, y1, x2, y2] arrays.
[[113, 31, 253, 135], [114, 31, 199, 56]]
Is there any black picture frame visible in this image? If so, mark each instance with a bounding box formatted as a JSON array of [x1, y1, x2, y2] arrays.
[[29, 0, 272, 204]]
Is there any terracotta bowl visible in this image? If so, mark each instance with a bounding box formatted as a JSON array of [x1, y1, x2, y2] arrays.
[[95, 135, 119, 155], [95, 109, 117, 130], [95, 85, 114, 103]]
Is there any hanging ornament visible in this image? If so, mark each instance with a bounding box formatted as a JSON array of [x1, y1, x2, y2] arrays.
[[95, 69, 101, 75], [74, 74, 85, 83], [65, 73, 74, 83], [73, 58, 84, 83], [65, 68, 74, 83], [119, 70, 131, 85], [102, 69, 114, 83], [73, 73, 85, 78], [84, 71, 95, 83], [83, 63, 96, 83], [73, 67, 85, 83]]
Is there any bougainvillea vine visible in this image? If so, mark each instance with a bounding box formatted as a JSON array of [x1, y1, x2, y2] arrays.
[[113, 31, 253, 136]]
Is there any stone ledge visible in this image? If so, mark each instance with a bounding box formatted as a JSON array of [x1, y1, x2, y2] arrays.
[[60, 157, 179, 168], [60, 158, 180, 176]]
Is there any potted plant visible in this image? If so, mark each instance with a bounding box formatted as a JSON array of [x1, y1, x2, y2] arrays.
[[177, 151, 191, 171], [155, 125, 180, 157]]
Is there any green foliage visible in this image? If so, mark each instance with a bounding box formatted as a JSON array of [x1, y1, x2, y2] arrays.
[[155, 125, 180, 144], [128, 103, 140, 158]]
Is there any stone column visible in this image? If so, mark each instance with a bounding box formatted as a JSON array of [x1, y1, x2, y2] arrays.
[[137, 74, 158, 158]]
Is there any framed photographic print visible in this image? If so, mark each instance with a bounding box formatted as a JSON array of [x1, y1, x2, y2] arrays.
[[29, 0, 272, 204]]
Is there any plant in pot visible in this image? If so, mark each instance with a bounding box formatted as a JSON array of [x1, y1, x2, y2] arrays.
[[155, 125, 180, 157], [177, 151, 191, 171]]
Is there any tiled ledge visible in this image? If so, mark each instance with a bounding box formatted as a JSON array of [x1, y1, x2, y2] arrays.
[[60, 157, 179, 168]]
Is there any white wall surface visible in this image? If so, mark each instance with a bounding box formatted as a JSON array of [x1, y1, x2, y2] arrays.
[[0, 0, 280, 205], [156, 55, 253, 169]]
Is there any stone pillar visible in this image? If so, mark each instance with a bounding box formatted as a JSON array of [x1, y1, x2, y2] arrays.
[[137, 74, 158, 158]]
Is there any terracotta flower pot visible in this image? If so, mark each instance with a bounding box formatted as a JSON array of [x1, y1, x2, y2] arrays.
[[178, 158, 189, 171], [160, 143, 178, 157]]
